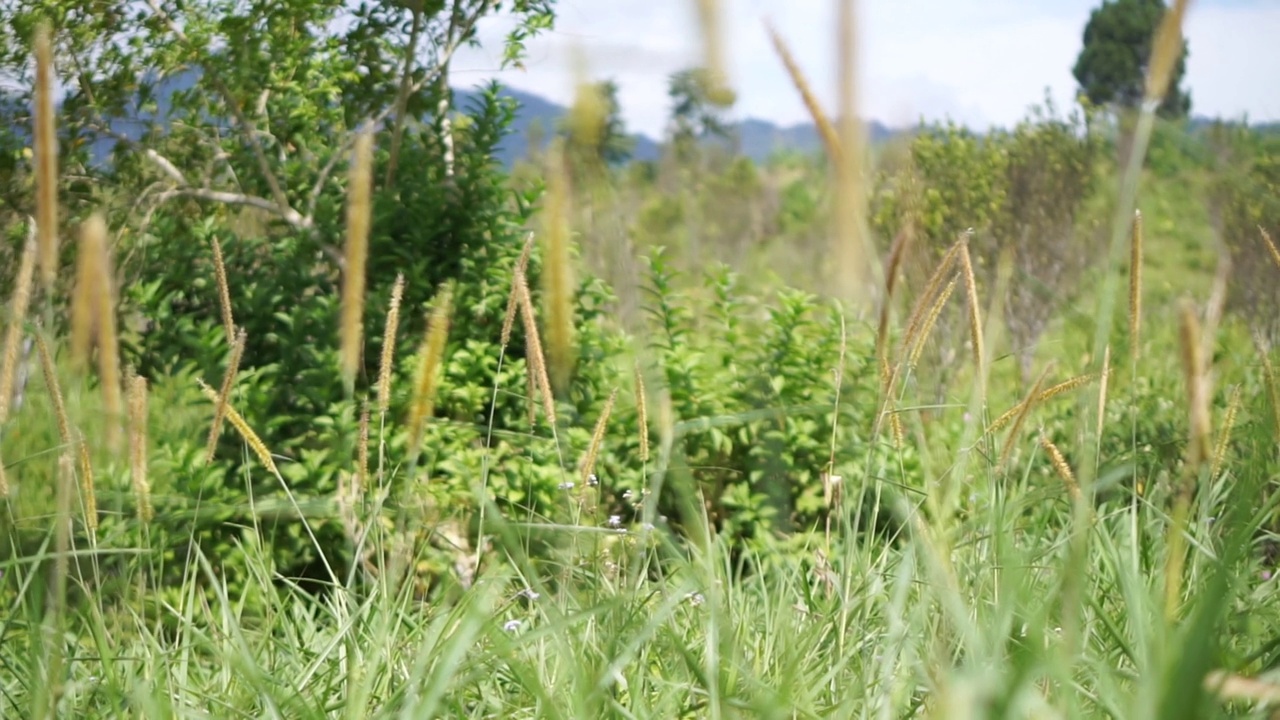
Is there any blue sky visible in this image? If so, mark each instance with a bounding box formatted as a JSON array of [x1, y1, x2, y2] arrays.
[[451, 0, 1280, 137]]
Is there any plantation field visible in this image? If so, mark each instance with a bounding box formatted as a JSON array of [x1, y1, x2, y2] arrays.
[[3, 1, 1280, 718]]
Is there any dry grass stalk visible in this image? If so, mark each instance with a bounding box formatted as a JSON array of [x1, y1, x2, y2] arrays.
[[542, 144, 575, 395], [77, 214, 123, 450], [875, 224, 913, 365], [340, 129, 373, 392], [204, 328, 247, 465], [406, 283, 454, 461], [764, 20, 841, 163], [1039, 431, 1081, 501], [580, 387, 618, 488], [833, 0, 873, 305], [983, 373, 1097, 438], [377, 274, 405, 415], [34, 23, 59, 293], [999, 364, 1054, 470], [1144, 0, 1191, 105], [517, 275, 556, 424], [959, 239, 984, 384], [525, 362, 538, 427], [501, 232, 537, 349], [35, 333, 71, 448], [129, 374, 153, 524], [901, 240, 963, 356], [0, 452, 7, 498], [1129, 210, 1143, 366], [1211, 384, 1241, 480], [1262, 227, 1280, 271], [198, 378, 278, 476], [1178, 300, 1210, 472], [357, 402, 370, 497], [76, 433, 96, 533], [210, 237, 235, 341], [907, 274, 958, 370], [694, 0, 729, 101], [634, 362, 649, 462], [0, 225, 38, 423]]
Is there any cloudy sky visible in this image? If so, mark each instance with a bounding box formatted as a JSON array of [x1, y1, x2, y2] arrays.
[[450, 0, 1280, 138]]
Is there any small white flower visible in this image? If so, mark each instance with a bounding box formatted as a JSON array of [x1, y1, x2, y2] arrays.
[[558, 481, 575, 491], [622, 490, 635, 501], [641, 522, 656, 532], [517, 588, 540, 601], [607, 515, 622, 528], [588, 473, 599, 486], [686, 592, 705, 607], [503, 619, 523, 632]]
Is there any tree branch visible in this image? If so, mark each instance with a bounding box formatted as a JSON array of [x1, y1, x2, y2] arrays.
[[145, 0, 299, 224], [384, 7, 426, 187]]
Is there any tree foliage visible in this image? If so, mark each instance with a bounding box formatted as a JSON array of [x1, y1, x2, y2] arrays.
[[1072, 0, 1190, 118]]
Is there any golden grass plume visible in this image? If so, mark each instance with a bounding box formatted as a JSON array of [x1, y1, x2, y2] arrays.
[[377, 273, 405, 416], [0, 224, 37, 424], [501, 232, 537, 349], [129, 374, 153, 524], [199, 378, 278, 477], [580, 387, 618, 488], [959, 237, 984, 383], [542, 144, 575, 395], [1178, 300, 1210, 472], [340, 129, 373, 392], [1039, 431, 1081, 502], [764, 20, 841, 163], [999, 364, 1054, 470], [34, 23, 59, 293], [1144, 0, 1191, 105], [634, 361, 649, 463], [210, 237, 235, 342], [518, 274, 557, 425], [1129, 210, 1143, 365], [1261, 226, 1280, 271], [406, 282, 454, 461], [1211, 384, 1241, 480], [205, 328, 247, 465]]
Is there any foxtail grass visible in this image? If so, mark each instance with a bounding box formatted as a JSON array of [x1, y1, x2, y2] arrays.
[[501, 233, 536, 350], [1166, 297, 1211, 622], [340, 129, 373, 393], [1211, 384, 1241, 480], [542, 143, 575, 396], [73, 214, 123, 450], [998, 363, 1053, 470], [406, 283, 454, 462], [0, 223, 37, 423], [129, 373, 152, 524], [1129, 210, 1143, 366], [579, 387, 617, 489], [1262, 227, 1280, 271], [1039, 431, 1081, 502], [764, 20, 841, 163], [959, 237, 984, 390], [634, 362, 649, 463], [517, 274, 556, 424], [205, 328, 247, 465], [832, 0, 876, 305], [907, 274, 957, 371], [198, 378, 278, 477], [34, 23, 59, 295], [378, 274, 405, 416], [210, 237, 235, 342]]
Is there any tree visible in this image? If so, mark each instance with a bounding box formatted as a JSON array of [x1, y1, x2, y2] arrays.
[[666, 67, 735, 158], [560, 78, 633, 169], [1072, 0, 1190, 118]]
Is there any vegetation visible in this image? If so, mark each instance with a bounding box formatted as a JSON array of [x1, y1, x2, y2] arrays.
[[2, 0, 1279, 718], [1073, 0, 1191, 118]]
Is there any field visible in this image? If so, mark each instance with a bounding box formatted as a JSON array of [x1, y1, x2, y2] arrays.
[[2, 2, 1280, 718]]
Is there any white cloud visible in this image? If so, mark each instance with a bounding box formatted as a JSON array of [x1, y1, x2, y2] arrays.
[[451, 0, 1280, 138]]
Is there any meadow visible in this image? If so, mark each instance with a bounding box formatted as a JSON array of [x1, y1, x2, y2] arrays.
[[2, 2, 1280, 718]]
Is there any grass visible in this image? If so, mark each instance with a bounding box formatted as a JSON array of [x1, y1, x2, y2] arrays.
[[4, 8, 1280, 720]]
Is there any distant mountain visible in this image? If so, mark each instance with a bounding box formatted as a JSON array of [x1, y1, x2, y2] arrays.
[[460, 85, 899, 166]]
